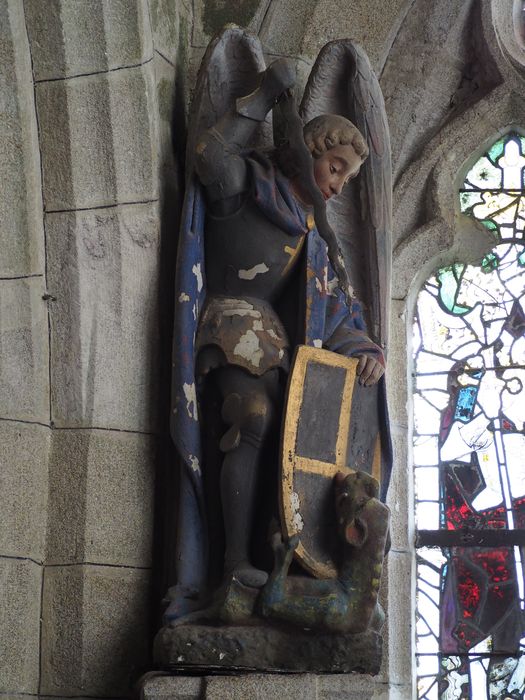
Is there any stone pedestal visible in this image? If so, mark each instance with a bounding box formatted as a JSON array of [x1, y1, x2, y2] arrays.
[[154, 622, 382, 675]]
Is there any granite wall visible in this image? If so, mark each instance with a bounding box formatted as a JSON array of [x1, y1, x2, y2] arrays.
[[1, 0, 523, 698]]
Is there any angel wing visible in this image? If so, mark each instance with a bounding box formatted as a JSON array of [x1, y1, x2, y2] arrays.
[[300, 41, 392, 350], [185, 25, 272, 179]]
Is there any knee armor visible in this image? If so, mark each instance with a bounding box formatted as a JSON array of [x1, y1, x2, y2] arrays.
[[219, 391, 274, 452]]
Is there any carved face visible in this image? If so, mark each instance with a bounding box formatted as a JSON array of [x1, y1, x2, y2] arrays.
[[334, 471, 380, 547], [313, 144, 362, 201]]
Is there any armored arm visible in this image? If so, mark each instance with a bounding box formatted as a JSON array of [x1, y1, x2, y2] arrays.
[[194, 58, 295, 209]]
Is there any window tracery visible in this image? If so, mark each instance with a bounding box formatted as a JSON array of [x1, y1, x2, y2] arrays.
[[414, 132, 525, 699]]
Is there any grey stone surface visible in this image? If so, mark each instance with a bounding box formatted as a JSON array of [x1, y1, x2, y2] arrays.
[[392, 220, 453, 301], [140, 674, 408, 699], [46, 429, 155, 567], [381, 0, 492, 180], [0, 558, 42, 694], [489, 0, 525, 81], [260, 0, 408, 71], [36, 65, 157, 211], [140, 673, 203, 700], [393, 83, 525, 250], [24, 0, 152, 81], [0, 421, 50, 561], [40, 697, 123, 700], [192, 0, 270, 48], [387, 428, 411, 553], [149, 0, 192, 66], [384, 551, 412, 687], [0, 0, 45, 277], [46, 202, 161, 431], [40, 564, 151, 697], [0, 277, 49, 423], [386, 299, 409, 427], [317, 674, 380, 699], [153, 52, 177, 188], [156, 623, 382, 675], [205, 674, 317, 700]]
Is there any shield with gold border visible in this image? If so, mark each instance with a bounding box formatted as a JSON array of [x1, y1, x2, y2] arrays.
[[280, 345, 382, 578]]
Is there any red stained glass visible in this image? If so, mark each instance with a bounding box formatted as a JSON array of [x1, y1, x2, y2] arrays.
[[415, 133, 525, 699]]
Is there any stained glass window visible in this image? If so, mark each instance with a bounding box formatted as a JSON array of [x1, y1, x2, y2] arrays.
[[413, 133, 525, 700]]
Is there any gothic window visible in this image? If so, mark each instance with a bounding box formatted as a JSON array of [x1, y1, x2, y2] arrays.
[[413, 132, 525, 699]]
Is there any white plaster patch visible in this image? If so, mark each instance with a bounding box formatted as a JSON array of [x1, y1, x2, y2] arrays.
[[233, 330, 263, 368], [327, 277, 339, 296], [189, 455, 200, 474], [238, 263, 269, 280], [178, 292, 190, 302], [290, 491, 304, 532], [315, 278, 323, 293], [223, 309, 261, 318], [313, 339, 322, 348], [253, 320, 264, 331], [192, 302, 198, 320], [183, 382, 198, 420], [278, 348, 284, 360], [267, 329, 279, 340], [192, 263, 203, 292]]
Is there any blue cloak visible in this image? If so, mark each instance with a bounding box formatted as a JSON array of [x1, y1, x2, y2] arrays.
[[168, 157, 391, 618]]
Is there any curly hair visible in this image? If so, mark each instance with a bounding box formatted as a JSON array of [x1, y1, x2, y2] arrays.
[[273, 113, 368, 180], [303, 114, 369, 160]]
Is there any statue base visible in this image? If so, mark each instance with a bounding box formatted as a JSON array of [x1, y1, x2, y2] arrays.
[[153, 622, 382, 674]]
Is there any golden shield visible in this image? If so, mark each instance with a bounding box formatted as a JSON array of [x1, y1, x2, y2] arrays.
[[280, 345, 382, 578]]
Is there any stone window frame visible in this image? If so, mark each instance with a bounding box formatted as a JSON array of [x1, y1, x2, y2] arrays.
[[388, 90, 525, 695]]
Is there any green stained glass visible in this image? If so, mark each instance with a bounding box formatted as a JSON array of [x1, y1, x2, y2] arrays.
[[481, 251, 499, 273], [488, 138, 505, 164], [437, 264, 471, 315], [415, 131, 525, 700], [481, 219, 498, 233]]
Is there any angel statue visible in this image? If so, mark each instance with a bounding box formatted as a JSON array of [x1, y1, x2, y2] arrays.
[[164, 26, 392, 658]]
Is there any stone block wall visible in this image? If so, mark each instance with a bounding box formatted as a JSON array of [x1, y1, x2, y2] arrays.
[[0, 0, 189, 696], [2, 0, 521, 697]]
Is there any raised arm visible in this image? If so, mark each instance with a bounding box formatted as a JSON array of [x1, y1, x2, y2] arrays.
[[194, 58, 295, 209]]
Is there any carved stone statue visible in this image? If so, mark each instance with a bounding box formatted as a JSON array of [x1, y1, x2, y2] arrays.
[[157, 26, 392, 674]]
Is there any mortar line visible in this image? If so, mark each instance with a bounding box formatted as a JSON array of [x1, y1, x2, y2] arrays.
[[257, 0, 274, 35], [390, 547, 411, 555], [0, 416, 159, 436], [45, 561, 152, 571], [0, 273, 44, 281], [45, 197, 159, 215], [155, 48, 175, 68], [0, 553, 43, 566], [34, 55, 154, 84], [0, 416, 50, 429], [53, 424, 157, 436]]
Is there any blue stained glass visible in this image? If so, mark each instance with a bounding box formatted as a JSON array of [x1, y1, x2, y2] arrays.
[[414, 132, 525, 700], [454, 386, 478, 423]]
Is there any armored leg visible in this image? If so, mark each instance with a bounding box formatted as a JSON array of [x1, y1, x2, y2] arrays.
[[214, 366, 280, 588]]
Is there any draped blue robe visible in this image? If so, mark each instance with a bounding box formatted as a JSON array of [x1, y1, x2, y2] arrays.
[[168, 158, 391, 619]]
